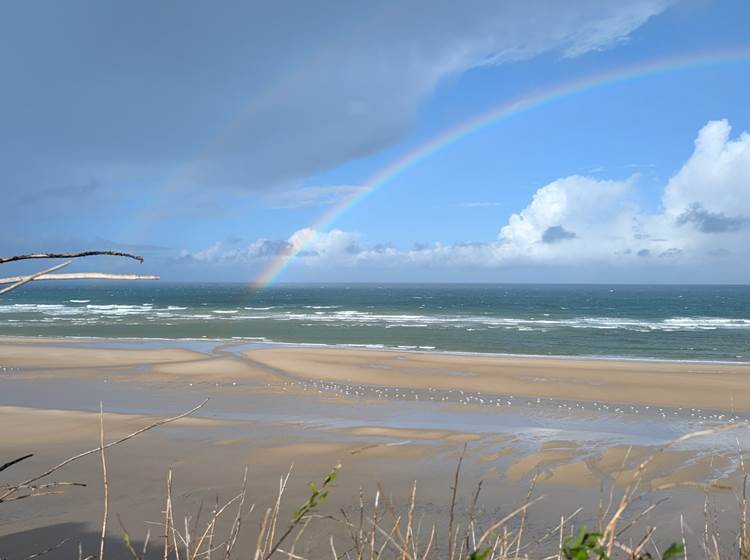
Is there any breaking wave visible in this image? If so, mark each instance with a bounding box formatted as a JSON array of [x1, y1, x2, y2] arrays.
[[0, 303, 747, 332]]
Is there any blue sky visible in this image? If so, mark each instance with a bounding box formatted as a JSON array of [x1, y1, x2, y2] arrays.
[[2, 0, 749, 283]]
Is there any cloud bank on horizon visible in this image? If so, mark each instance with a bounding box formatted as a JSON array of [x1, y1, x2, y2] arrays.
[[180, 120, 750, 282]]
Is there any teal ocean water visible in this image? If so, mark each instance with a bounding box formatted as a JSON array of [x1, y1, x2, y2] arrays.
[[0, 283, 748, 362]]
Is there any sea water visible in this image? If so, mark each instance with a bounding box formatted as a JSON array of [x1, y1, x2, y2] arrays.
[[0, 283, 748, 362]]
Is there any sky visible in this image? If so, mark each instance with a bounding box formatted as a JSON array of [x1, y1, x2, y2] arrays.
[[2, 0, 749, 284]]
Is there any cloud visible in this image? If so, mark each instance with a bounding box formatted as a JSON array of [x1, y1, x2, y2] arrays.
[[288, 228, 363, 258], [175, 119, 750, 280], [496, 174, 638, 261], [264, 185, 366, 209], [173, 238, 292, 264], [663, 119, 750, 214], [1, 0, 672, 214], [541, 225, 577, 243], [180, 229, 365, 265], [675, 203, 750, 233], [488, 119, 750, 266]]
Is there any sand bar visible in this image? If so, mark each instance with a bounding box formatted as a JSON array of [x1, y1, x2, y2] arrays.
[[247, 347, 750, 412], [0, 341, 206, 369]]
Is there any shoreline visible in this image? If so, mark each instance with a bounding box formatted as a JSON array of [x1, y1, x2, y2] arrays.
[[1, 334, 749, 366]]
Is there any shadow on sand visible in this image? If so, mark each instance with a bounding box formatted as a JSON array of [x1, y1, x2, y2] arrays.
[[0, 522, 150, 560]]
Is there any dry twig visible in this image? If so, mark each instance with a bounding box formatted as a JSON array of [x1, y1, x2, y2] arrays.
[[100, 402, 109, 560], [0, 454, 33, 473], [448, 443, 467, 560], [0, 399, 209, 503]]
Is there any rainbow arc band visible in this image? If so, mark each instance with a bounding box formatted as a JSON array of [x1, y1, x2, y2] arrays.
[[254, 47, 750, 288]]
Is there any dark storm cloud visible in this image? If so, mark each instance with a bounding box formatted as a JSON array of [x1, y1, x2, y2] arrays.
[[541, 225, 577, 243], [0, 0, 671, 210], [676, 203, 750, 233]]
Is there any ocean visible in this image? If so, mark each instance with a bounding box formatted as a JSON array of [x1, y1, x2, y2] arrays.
[[0, 283, 748, 362]]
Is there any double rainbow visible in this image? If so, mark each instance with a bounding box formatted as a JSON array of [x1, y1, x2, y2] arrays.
[[255, 47, 750, 288]]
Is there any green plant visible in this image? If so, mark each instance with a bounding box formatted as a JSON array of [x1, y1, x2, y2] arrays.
[[293, 463, 341, 522], [660, 543, 686, 560], [563, 527, 685, 560], [469, 548, 491, 560], [563, 527, 609, 560]]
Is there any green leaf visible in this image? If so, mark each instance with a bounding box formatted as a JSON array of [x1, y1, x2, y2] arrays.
[[292, 464, 341, 522], [562, 527, 608, 560], [571, 527, 587, 548], [469, 548, 491, 560], [661, 543, 685, 560]]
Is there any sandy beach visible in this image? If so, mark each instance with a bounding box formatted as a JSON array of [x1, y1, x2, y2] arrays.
[[2, 337, 750, 557], [5, 337, 750, 411], [247, 346, 750, 412]]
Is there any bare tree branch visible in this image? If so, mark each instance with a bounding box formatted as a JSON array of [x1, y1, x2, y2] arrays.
[[0, 251, 144, 265], [0, 273, 160, 285], [0, 454, 34, 473]]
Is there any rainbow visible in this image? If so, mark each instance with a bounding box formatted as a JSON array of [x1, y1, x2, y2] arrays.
[[254, 46, 750, 287]]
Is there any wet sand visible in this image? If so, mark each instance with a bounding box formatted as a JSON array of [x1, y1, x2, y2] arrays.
[[247, 346, 750, 412], [2, 338, 750, 557]]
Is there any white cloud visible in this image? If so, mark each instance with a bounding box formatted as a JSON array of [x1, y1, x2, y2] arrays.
[[178, 119, 750, 280], [174, 238, 291, 264], [477, 119, 750, 268], [663, 119, 750, 218], [496, 175, 639, 262], [288, 228, 362, 258]]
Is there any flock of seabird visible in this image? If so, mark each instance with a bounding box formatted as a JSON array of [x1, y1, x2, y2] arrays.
[[2, 362, 743, 425], [254, 377, 746, 425]]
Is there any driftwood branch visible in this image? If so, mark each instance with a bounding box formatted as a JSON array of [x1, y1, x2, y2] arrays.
[[0, 261, 72, 295], [0, 273, 160, 285], [0, 249, 157, 295], [0, 251, 144, 265]]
